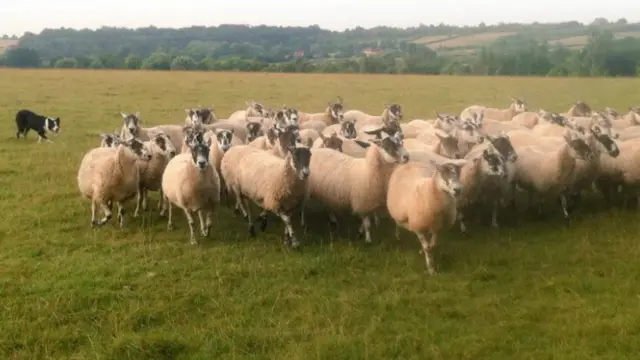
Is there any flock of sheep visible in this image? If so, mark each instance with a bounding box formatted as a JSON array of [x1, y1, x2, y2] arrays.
[[75, 97, 640, 274]]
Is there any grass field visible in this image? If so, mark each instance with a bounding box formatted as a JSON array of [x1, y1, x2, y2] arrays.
[[2, 69, 640, 359]]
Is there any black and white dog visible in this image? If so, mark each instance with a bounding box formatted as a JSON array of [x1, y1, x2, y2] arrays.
[[15, 109, 61, 143]]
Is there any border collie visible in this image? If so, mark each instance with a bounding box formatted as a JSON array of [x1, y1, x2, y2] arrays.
[[15, 109, 61, 143]]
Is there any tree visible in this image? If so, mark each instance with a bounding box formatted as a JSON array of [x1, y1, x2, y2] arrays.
[[124, 54, 142, 69], [141, 52, 171, 70], [3, 47, 41, 68], [54, 57, 78, 68], [170, 55, 197, 70], [89, 57, 105, 69]]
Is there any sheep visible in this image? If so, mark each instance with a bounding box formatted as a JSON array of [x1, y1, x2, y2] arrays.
[[298, 97, 344, 126], [433, 113, 464, 132], [603, 107, 640, 130], [77, 138, 152, 228], [299, 119, 328, 134], [305, 135, 409, 243], [248, 128, 277, 151], [246, 120, 264, 143], [415, 129, 463, 159], [349, 104, 403, 131], [512, 129, 594, 221], [356, 121, 404, 142], [161, 141, 220, 245], [451, 118, 485, 154], [134, 132, 177, 218], [227, 100, 267, 122], [99, 132, 122, 148], [564, 101, 592, 117], [119, 112, 184, 151], [220, 144, 311, 248], [460, 98, 526, 122], [386, 160, 466, 274], [401, 119, 435, 139], [205, 120, 248, 143], [184, 106, 216, 125], [312, 131, 344, 152], [511, 109, 561, 129], [268, 124, 303, 158], [323, 119, 357, 139], [616, 126, 640, 141], [299, 129, 320, 147], [595, 137, 640, 205], [203, 128, 234, 194]]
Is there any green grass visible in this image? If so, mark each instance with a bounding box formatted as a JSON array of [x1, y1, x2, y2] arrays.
[[2, 69, 640, 359]]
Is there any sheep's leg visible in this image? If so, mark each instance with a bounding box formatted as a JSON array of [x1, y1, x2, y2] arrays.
[[416, 232, 437, 275], [258, 209, 269, 232], [277, 211, 299, 248], [166, 202, 173, 231], [142, 189, 149, 211], [373, 213, 380, 227], [197, 210, 209, 238], [357, 216, 372, 243], [90, 201, 98, 227], [233, 188, 249, 219], [117, 202, 125, 228], [134, 186, 144, 218], [160, 194, 168, 217], [241, 195, 256, 237], [559, 195, 570, 223], [157, 189, 164, 213], [205, 210, 213, 237], [93, 202, 113, 227], [395, 225, 401, 241], [328, 213, 338, 231], [457, 211, 467, 233], [491, 199, 499, 228], [182, 208, 197, 245]]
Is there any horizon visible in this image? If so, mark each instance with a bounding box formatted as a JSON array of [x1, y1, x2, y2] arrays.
[[1, 0, 640, 37]]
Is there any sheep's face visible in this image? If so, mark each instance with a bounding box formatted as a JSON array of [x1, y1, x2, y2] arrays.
[[511, 98, 526, 113], [435, 162, 464, 197], [573, 101, 591, 116], [216, 129, 234, 153], [289, 147, 311, 180], [153, 133, 176, 158], [121, 112, 141, 135], [329, 103, 344, 122], [481, 147, 508, 179], [486, 133, 517, 162], [247, 101, 265, 117], [190, 143, 210, 170], [185, 109, 200, 125], [99, 132, 121, 148], [385, 104, 403, 122], [284, 108, 300, 125], [273, 110, 288, 131], [125, 138, 152, 161], [265, 127, 278, 146], [282, 125, 302, 146], [457, 120, 484, 144], [435, 113, 460, 131], [630, 107, 640, 115], [321, 133, 344, 152], [197, 108, 214, 124], [246, 122, 263, 142], [374, 135, 409, 164], [434, 131, 462, 159], [590, 124, 620, 158], [184, 126, 206, 148], [564, 131, 594, 161], [340, 120, 357, 139]]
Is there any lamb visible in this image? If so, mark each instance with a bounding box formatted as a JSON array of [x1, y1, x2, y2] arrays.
[[386, 160, 466, 274], [348, 104, 403, 131], [563, 101, 592, 117], [312, 131, 344, 152], [77, 138, 152, 228], [298, 97, 344, 126], [460, 98, 526, 122], [511, 109, 561, 129], [415, 129, 463, 159], [134, 132, 178, 218], [227, 100, 267, 122], [220, 144, 311, 248], [323, 119, 357, 139], [512, 129, 594, 221], [306, 135, 409, 243], [161, 141, 220, 245]]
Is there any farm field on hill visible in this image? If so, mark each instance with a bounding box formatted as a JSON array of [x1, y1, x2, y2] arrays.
[[1, 69, 640, 359]]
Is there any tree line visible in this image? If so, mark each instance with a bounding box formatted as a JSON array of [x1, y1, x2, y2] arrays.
[[1, 22, 639, 77]]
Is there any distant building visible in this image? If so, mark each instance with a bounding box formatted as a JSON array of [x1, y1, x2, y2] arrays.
[[362, 48, 384, 56], [293, 50, 305, 57]]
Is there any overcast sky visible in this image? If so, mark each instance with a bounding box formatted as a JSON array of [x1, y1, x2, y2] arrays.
[[1, 0, 639, 36]]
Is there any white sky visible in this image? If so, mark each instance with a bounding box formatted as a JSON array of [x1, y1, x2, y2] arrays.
[[1, 0, 639, 36]]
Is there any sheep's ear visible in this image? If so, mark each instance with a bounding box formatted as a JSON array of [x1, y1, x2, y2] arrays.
[[356, 140, 373, 148], [185, 108, 192, 114], [436, 112, 446, 120], [99, 132, 108, 139], [230, 129, 235, 135], [134, 111, 140, 118], [434, 129, 449, 140], [120, 112, 128, 119]]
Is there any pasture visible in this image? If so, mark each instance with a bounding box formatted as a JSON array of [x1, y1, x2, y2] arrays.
[[2, 69, 640, 359]]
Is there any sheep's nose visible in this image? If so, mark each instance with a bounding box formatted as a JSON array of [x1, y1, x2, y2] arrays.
[[169, 150, 176, 157], [510, 154, 518, 162], [454, 187, 462, 196], [197, 160, 206, 168], [478, 136, 485, 143], [301, 168, 310, 178], [401, 154, 410, 163]]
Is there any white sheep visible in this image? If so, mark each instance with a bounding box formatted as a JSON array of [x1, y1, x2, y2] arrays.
[[119, 112, 184, 151], [312, 131, 344, 152], [299, 119, 328, 134], [460, 98, 526, 122], [99, 132, 122, 148], [220, 144, 312, 248], [323, 119, 357, 139], [298, 97, 345, 126], [415, 128, 463, 159], [77, 138, 152, 227], [134, 132, 177, 218], [184, 106, 217, 125], [227, 100, 267, 122], [386, 160, 466, 274], [563, 101, 592, 117], [348, 104, 403, 131], [305, 135, 409, 243], [161, 141, 220, 245]]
